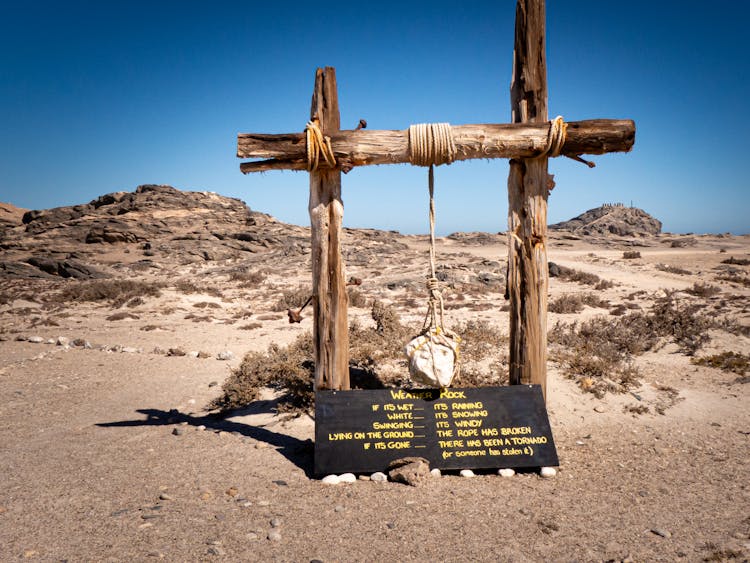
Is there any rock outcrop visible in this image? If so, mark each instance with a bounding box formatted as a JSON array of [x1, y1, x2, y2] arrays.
[[550, 204, 661, 237], [0, 184, 408, 279]]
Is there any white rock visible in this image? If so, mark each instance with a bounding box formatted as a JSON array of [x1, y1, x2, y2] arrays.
[[56, 336, 69, 346], [187, 351, 199, 358], [430, 468, 442, 478], [46, 339, 55, 345], [594, 405, 606, 413], [540, 467, 557, 478], [338, 473, 357, 484], [216, 350, 234, 361], [370, 472, 387, 482], [121, 347, 140, 354], [321, 474, 340, 485], [498, 468, 515, 478], [28, 336, 44, 343], [459, 469, 475, 478]]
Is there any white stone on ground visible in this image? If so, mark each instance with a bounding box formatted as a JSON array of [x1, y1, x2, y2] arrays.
[[498, 468, 515, 478], [321, 475, 340, 485], [370, 472, 387, 482], [216, 350, 234, 361], [540, 467, 557, 478], [430, 468, 441, 478], [28, 336, 44, 343], [459, 469, 475, 478], [338, 473, 357, 484]]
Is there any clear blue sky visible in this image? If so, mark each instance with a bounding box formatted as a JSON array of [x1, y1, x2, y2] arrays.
[[1, 1, 748, 235]]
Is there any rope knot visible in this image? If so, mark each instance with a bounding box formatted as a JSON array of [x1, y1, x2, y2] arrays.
[[305, 119, 336, 171], [426, 276, 441, 295]]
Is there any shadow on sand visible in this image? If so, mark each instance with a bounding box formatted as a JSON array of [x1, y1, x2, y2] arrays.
[[97, 400, 314, 476]]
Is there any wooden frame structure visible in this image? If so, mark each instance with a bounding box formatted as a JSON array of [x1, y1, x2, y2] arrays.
[[236, 0, 635, 400]]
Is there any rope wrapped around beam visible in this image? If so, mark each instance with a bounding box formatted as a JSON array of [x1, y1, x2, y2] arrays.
[[408, 122, 456, 167], [305, 119, 336, 171]]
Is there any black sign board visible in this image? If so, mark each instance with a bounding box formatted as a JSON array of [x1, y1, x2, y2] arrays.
[[314, 385, 558, 476]]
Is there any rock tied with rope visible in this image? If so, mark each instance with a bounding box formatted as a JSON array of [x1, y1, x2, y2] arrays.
[[403, 123, 462, 388]]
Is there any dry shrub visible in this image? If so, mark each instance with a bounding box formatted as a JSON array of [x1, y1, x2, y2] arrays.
[[549, 293, 714, 396], [556, 265, 608, 287], [106, 311, 140, 321], [692, 351, 749, 376], [28, 316, 60, 328], [56, 279, 163, 308], [185, 314, 213, 323], [209, 332, 316, 414], [348, 301, 414, 387], [239, 322, 262, 331], [210, 301, 510, 414], [549, 292, 609, 314], [656, 263, 691, 275], [272, 287, 310, 312], [451, 320, 509, 388], [193, 301, 222, 309], [622, 251, 641, 259], [347, 287, 368, 308], [624, 404, 650, 415], [715, 273, 750, 288], [721, 256, 750, 266], [174, 280, 223, 298], [549, 317, 645, 398], [126, 296, 145, 308], [649, 294, 713, 355], [685, 282, 721, 298], [229, 269, 266, 286], [720, 319, 750, 338]]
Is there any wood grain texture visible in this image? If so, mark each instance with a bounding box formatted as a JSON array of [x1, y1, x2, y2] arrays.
[[507, 0, 549, 398], [238, 119, 635, 173], [308, 67, 350, 391]]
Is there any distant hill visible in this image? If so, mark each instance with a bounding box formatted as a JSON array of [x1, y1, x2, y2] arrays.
[[0, 184, 407, 280], [550, 204, 662, 236]]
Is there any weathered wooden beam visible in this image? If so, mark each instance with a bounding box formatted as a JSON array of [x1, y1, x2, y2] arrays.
[[238, 119, 634, 173], [308, 67, 350, 391], [507, 0, 549, 399]]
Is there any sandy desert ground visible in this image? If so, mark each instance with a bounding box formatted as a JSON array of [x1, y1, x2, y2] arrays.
[[0, 187, 748, 562]]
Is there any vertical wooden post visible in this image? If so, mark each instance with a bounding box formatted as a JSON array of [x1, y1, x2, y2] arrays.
[[309, 67, 350, 390], [507, 0, 549, 399]]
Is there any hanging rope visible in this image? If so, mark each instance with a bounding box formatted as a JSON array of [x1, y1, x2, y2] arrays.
[[402, 123, 462, 388], [305, 119, 336, 171], [424, 164, 447, 333]]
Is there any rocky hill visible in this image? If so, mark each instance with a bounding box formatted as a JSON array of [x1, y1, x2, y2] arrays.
[[550, 204, 662, 237], [0, 202, 27, 230], [0, 184, 407, 280]]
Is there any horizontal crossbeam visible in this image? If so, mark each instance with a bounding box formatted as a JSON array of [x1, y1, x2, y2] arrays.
[[237, 119, 634, 173]]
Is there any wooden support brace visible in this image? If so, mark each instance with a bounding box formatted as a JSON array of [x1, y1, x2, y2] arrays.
[[238, 119, 634, 173], [308, 67, 349, 391]]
